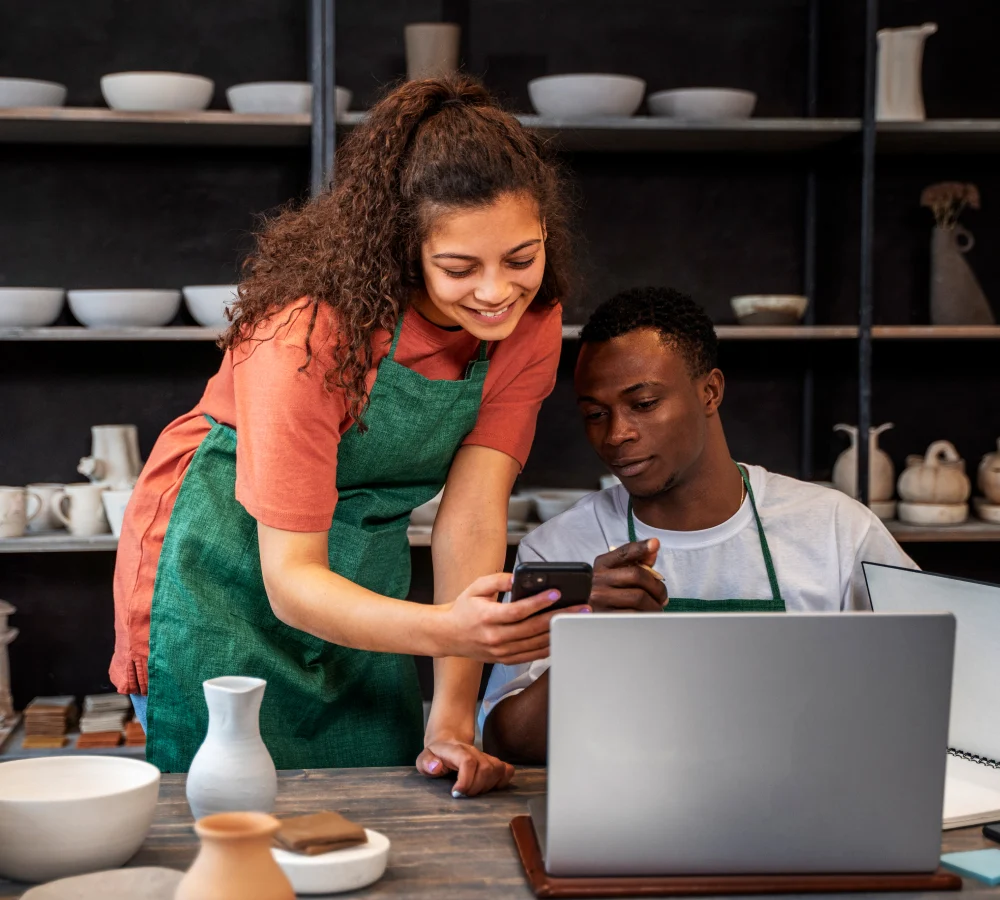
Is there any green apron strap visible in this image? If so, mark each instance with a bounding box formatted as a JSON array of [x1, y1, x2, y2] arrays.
[[386, 315, 405, 360]]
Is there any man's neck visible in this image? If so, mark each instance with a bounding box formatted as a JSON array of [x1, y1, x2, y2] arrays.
[[630, 433, 743, 532]]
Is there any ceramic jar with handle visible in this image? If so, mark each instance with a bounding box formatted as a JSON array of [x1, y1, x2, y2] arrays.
[[0, 487, 42, 538], [832, 423, 896, 502], [25, 483, 66, 532], [53, 483, 110, 537], [897, 441, 971, 504], [978, 439, 1000, 505]]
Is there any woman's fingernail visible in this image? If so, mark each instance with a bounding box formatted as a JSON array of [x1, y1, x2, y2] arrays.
[[452, 790, 467, 799], [427, 760, 440, 773], [547, 590, 561, 601], [578, 607, 592, 614]]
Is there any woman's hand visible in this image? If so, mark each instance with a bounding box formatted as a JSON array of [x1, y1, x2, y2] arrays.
[[435, 573, 587, 664], [589, 539, 668, 612], [416, 736, 515, 797]]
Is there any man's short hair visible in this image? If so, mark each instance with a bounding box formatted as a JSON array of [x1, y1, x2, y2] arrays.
[[580, 286, 718, 377]]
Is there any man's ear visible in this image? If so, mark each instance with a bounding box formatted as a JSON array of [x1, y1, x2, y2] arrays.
[[702, 368, 725, 416]]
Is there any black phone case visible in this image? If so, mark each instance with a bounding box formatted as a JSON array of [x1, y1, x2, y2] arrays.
[[511, 562, 593, 610]]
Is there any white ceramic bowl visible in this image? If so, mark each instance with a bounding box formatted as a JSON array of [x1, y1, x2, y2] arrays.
[[0, 288, 64, 327], [648, 88, 757, 120], [898, 502, 968, 526], [335, 86, 352, 120], [68, 290, 181, 328], [533, 489, 593, 523], [100, 72, 214, 112], [182, 285, 238, 328], [528, 74, 646, 119], [507, 495, 533, 526], [409, 489, 443, 527], [101, 489, 133, 538], [731, 294, 809, 326], [227, 81, 312, 114], [0, 756, 160, 882], [273, 829, 389, 895], [0, 77, 67, 108]]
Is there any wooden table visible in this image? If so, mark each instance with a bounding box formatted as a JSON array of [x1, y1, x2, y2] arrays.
[[1, 767, 998, 898]]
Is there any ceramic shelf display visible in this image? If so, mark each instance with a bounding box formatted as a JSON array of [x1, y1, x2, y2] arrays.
[[897, 441, 971, 525], [832, 423, 897, 520], [0, 601, 16, 725], [876, 22, 936, 121], [921, 182, 995, 326], [974, 439, 1000, 524], [186, 676, 277, 821]]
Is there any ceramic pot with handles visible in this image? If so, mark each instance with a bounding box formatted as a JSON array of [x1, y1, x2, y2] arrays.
[[831, 423, 896, 502], [978, 439, 1000, 504], [897, 441, 971, 504]]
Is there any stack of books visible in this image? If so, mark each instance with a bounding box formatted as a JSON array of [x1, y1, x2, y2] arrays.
[[77, 693, 133, 749], [23, 696, 77, 749], [124, 719, 146, 747]]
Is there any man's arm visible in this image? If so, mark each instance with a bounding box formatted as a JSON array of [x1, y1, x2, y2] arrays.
[[483, 670, 550, 764]]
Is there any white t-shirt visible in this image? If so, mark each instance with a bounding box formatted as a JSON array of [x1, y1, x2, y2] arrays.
[[479, 464, 917, 730]]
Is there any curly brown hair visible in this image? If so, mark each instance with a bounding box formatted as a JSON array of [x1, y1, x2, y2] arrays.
[[225, 74, 574, 426]]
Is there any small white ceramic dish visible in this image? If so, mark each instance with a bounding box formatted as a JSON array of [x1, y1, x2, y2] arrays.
[[68, 290, 181, 328], [0, 288, 64, 327], [100, 72, 214, 112], [528, 74, 646, 119], [507, 495, 533, 526], [273, 829, 389, 895], [22, 867, 182, 900], [869, 500, 897, 521], [648, 88, 756, 120], [897, 501, 968, 525], [731, 294, 809, 326], [227, 81, 312, 114], [101, 489, 133, 538], [182, 284, 238, 328], [533, 489, 593, 523], [0, 77, 67, 108], [0, 756, 160, 883], [973, 498, 1000, 524]]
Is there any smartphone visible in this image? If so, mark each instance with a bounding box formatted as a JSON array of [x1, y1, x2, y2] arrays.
[[511, 562, 593, 612], [984, 822, 1000, 844]]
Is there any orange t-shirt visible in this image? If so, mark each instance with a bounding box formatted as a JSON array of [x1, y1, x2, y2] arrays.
[[110, 299, 562, 694]]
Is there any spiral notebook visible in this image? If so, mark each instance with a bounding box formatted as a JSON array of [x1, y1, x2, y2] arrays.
[[865, 563, 1000, 829]]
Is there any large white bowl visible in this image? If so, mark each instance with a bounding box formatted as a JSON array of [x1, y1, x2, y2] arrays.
[[0, 756, 160, 882], [227, 81, 312, 114], [68, 290, 182, 328], [648, 88, 757, 120], [533, 489, 594, 523], [528, 74, 645, 119], [100, 72, 214, 112], [0, 288, 64, 327], [273, 828, 389, 895], [731, 294, 809, 326], [0, 77, 67, 109], [182, 284, 238, 328]]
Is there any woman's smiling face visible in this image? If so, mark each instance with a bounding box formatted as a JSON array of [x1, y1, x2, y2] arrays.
[[415, 191, 546, 340]]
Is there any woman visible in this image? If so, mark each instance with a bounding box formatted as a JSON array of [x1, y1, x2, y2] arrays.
[[109, 75, 577, 795]]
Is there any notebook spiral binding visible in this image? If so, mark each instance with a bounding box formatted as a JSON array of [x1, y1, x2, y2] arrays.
[[949, 747, 1000, 770]]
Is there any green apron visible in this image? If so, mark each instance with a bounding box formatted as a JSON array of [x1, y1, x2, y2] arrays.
[[145, 313, 490, 772], [627, 464, 785, 613]]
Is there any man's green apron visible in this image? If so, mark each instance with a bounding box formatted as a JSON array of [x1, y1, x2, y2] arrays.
[[627, 464, 786, 613], [145, 314, 490, 772]]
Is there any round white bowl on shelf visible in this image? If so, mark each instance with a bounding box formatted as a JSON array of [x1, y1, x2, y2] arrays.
[[182, 285, 238, 328], [507, 495, 533, 526], [533, 489, 593, 523], [648, 88, 756, 120], [973, 498, 1000, 525], [101, 489, 133, 538], [0, 756, 160, 883], [0, 77, 67, 108], [731, 294, 809, 326], [67, 290, 182, 328], [227, 81, 312, 114], [897, 502, 968, 526], [272, 828, 389, 895], [528, 74, 646, 119], [100, 72, 214, 112], [0, 288, 64, 327]]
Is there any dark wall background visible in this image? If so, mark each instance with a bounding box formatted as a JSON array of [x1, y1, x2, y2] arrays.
[[2, 0, 999, 707]]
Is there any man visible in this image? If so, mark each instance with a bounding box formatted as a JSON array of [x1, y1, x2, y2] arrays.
[[481, 286, 915, 763]]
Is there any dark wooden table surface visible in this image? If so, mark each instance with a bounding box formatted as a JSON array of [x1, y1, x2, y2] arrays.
[[1, 767, 998, 899]]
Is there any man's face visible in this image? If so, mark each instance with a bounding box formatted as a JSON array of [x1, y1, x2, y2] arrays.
[[575, 328, 716, 499]]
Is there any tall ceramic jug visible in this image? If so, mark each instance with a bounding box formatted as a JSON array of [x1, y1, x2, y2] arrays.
[[832, 423, 895, 502], [175, 812, 294, 900], [77, 424, 143, 489], [186, 676, 277, 821], [930, 225, 995, 325], [876, 23, 937, 121]]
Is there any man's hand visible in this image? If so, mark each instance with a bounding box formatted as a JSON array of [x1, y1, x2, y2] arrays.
[[417, 737, 515, 797], [589, 539, 668, 612]]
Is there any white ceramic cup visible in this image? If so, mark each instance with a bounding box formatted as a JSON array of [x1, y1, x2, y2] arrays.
[[101, 489, 133, 539], [53, 483, 110, 537], [0, 487, 41, 539], [25, 483, 66, 533]]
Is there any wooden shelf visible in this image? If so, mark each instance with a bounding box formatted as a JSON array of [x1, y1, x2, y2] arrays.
[[0, 107, 310, 147], [871, 325, 1000, 339], [563, 324, 859, 340], [0, 326, 222, 341], [877, 120, 1000, 154], [886, 520, 1000, 543]]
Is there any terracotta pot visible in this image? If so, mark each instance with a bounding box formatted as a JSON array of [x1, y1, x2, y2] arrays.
[[175, 812, 294, 900], [978, 439, 1000, 504], [897, 441, 971, 504]]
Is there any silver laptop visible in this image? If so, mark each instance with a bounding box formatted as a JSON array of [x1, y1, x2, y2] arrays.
[[534, 612, 954, 877]]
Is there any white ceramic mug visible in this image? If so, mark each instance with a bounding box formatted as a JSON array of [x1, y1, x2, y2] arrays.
[[0, 487, 41, 539], [25, 483, 66, 533], [53, 483, 110, 537], [101, 489, 133, 539]]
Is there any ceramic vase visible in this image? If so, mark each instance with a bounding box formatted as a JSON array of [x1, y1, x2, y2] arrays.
[[897, 441, 971, 504], [978, 439, 1000, 504], [186, 676, 277, 821], [175, 812, 294, 900], [876, 23, 936, 121], [930, 225, 995, 325], [77, 424, 144, 489], [0, 601, 16, 724], [404, 23, 460, 80], [832, 423, 895, 502]]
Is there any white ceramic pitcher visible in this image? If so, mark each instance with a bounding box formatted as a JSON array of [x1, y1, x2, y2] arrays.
[[78, 424, 143, 489], [876, 23, 937, 121], [832, 423, 896, 502]]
